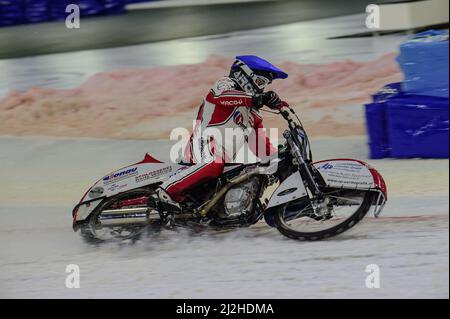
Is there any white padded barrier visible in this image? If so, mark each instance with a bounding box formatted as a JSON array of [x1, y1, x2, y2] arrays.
[[377, 0, 449, 31]]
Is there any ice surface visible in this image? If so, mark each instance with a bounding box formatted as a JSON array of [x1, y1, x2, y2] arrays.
[[0, 136, 448, 298]]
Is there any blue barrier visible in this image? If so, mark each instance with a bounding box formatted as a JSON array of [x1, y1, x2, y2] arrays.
[[0, 0, 24, 26], [397, 30, 449, 98], [0, 0, 161, 26], [49, 0, 105, 20], [366, 30, 449, 159], [386, 95, 449, 158], [24, 0, 49, 23], [365, 102, 390, 159], [364, 83, 402, 159], [102, 0, 126, 14], [365, 83, 449, 159], [125, 0, 159, 2]]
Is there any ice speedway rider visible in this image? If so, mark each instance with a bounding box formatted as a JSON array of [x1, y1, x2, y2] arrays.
[[156, 55, 289, 213], [73, 55, 388, 242]]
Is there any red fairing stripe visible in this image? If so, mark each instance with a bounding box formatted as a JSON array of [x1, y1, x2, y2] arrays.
[[369, 167, 388, 199], [72, 206, 79, 225], [117, 196, 149, 207], [313, 158, 368, 165], [137, 153, 163, 164], [165, 159, 225, 202]]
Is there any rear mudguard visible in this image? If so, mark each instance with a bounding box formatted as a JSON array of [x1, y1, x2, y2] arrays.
[[72, 153, 183, 228], [263, 158, 387, 227]]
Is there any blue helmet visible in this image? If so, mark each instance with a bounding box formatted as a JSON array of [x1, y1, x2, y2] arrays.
[[230, 55, 288, 94]]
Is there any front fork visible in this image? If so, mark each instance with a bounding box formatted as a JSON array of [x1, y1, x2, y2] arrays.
[[284, 131, 323, 198]]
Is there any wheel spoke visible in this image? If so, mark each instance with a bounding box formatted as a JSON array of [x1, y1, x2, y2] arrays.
[[328, 195, 362, 204], [278, 191, 368, 235], [285, 204, 312, 220]]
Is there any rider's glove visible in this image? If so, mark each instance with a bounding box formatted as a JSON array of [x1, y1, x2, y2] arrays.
[[253, 91, 281, 110], [263, 91, 282, 109]]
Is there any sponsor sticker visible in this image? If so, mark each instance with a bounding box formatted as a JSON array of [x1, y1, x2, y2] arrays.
[[107, 183, 128, 192], [168, 166, 188, 179], [318, 162, 363, 173], [277, 187, 298, 196], [222, 100, 243, 106], [319, 163, 334, 170], [135, 166, 173, 183], [317, 161, 373, 187], [103, 167, 138, 185], [233, 70, 255, 94]]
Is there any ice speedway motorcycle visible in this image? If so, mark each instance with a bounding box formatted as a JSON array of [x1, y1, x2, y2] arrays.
[[72, 105, 387, 242]]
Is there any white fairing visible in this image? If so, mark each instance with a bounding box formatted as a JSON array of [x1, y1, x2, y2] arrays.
[[266, 171, 308, 208], [313, 159, 375, 190], [75, 199, 102, 222], [74, 154, 183, 222], [84, 162, 182, 202]]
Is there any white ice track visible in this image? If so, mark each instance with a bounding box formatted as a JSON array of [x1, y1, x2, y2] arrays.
[[0, 136, 448, 298], [0, 15, 448, 298]]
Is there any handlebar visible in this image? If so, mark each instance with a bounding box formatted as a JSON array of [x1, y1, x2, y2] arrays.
[[265, 103, 300, 128], [268, 103, 313, 163]]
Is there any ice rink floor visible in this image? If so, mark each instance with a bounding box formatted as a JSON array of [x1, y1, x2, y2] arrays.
[[0, 136, 448, 298]]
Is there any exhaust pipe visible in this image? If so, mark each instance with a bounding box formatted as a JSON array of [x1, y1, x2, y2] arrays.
[[99, 207, 160, 226], [102, 207, 149, 215]]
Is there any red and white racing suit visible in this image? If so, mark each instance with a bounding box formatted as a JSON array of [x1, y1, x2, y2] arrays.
[[160, 77, 277, 202]]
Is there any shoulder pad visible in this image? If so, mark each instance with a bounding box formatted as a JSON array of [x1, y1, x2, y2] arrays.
[[211, 77, 236, 95]]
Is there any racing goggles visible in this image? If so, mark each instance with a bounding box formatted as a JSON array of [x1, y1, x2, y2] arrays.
[[235, 59, 273, 91], [253, 74, 272, 90]]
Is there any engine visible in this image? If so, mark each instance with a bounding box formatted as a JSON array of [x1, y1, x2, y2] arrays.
[[222, 178, 260, 218]]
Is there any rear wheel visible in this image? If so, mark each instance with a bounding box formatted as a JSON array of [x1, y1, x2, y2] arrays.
[[80, 188, 161, 243], [274, 190, 373, 241]]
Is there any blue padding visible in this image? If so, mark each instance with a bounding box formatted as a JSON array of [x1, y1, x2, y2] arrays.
[[365, 83, 402, 159], [386, 95, 449, 158], [397, 30, 449, 98], [125, 0, 160, 2], [365, 102, 390, 159], [100, 0, 126, 14], [0, 1, 24, 26], [49, 0, 104, 20], [1, 0, 130, 26], [24, 0, 49, 23], [365, 83, 449, 159]]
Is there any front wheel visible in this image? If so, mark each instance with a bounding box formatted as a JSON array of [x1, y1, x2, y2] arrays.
[[274, 190, 374, 241]]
